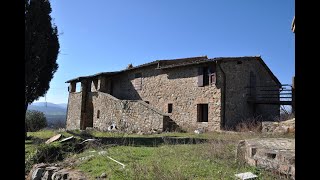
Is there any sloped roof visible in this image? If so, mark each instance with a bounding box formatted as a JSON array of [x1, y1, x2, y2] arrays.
[[65, 55, 280, 86], [65, 56, 208, 83], [65, 72, 119, 83], [212, 56, 281, 86]]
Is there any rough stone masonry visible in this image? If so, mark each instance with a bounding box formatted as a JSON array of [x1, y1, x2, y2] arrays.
[[65, 56, 281, 132], [236, 138, 295, 179]]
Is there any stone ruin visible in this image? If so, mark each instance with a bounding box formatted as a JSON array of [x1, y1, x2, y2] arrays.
[[262, 118, 295, 134], [26, 163, 88, 180], [236, 138, 295, 179]]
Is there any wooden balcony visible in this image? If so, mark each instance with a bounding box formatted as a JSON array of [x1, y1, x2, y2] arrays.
[[246, 84, 293, 105]]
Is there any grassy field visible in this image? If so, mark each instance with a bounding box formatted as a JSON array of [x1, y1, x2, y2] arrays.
[[74, 144, 281, 180], [26, 129, 294, 179]]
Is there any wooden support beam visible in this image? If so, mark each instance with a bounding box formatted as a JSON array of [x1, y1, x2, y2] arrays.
[[247, 100, 292, 105]]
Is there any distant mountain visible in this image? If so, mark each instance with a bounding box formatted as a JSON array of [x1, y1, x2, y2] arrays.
[[56, 103, 68, 109], [31, 102, 67, 109], [28, 102, 67, 128], [28, 102, 67, 116]]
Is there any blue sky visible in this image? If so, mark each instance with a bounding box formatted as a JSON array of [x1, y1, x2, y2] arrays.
[[35, 0, 295, 104]]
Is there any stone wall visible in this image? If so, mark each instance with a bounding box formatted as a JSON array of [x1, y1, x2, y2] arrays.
[[27, 163, 88, 180], [91, 92, 168, 133], [262, 118, 295, 134], [83, 93, 93, 129], [66, 57, 280, 132], [220, 58, 280, 129], [66, 92, 82, 130], [236, 138, 295, 179], [103, 63, 222, 132]]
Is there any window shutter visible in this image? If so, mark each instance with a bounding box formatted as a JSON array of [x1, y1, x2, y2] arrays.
[[210, 64, 217, 85], [197, 104, 201, 122], [211, 73, 216, 85], [197, 67, 204, 87]]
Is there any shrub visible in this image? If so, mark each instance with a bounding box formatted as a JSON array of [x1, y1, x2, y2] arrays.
[[25, 139, 85, 174], [235, 116, 262, 132], [25, 143, 63, 174], [26, 110, 47, 132]]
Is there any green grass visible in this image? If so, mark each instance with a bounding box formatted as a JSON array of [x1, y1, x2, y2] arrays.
[[25, 129, 294, 179], [75, 143, 280, 180], [27, 129, 73, 140], [25, 140, 37, 159], [25, 129, 75, 172], [86, 129, 294, 140], [25, 129, 75, 156]]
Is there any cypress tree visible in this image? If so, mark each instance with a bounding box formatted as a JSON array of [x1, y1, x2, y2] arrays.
[[25, 0, 60, 138]]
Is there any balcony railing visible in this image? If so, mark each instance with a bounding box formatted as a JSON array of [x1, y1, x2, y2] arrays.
[[246, 84, 292, 105]]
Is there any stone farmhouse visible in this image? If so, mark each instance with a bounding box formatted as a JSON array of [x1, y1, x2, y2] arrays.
[[65, 56, 281, 132]]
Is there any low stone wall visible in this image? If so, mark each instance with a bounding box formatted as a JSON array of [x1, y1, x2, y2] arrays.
[[26, 163, 87, 180], [236, 138, 295, 179], [92, 92, 169, 133], [262, 118, 295, 134]]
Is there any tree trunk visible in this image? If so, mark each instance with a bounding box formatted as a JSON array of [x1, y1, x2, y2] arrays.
[[25, 102, 28, 140]]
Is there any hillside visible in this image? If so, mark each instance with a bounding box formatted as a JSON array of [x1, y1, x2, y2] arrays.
[[28, 102, 67, 128], [28, 102, 67, 115]]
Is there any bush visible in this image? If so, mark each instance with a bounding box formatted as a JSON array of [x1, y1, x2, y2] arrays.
[[235, 116, 262, 132], [25, 139, 85, 174], [26, 110, 47, 132]]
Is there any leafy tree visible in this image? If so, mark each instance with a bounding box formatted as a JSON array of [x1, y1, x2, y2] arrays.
[[25, 0, 60, 137], [25, 110, 47, 132]]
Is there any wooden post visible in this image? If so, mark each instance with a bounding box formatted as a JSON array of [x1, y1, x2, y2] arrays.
[[69, 82, 76, 92], [292, 76, 295, 114]]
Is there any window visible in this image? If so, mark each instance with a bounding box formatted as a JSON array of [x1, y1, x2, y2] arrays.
[[168, 103, 173, 113], [197, 104, 208, 122], [198, 65, 216, 87], [97, 110, 100, 118], [203, 67, 209, 86], [134, 72, 142, 90], [266, 153, 276, 159], [251, 148, 257, 157], [92, 79, 98, 91], [75, 82, 81, 92]]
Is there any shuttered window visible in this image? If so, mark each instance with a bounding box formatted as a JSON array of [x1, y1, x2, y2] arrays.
[[203, 67, 209, 86], [197, 67, 204, 87], [198, 64, 216, 87], [209, 64, 216, 85]]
